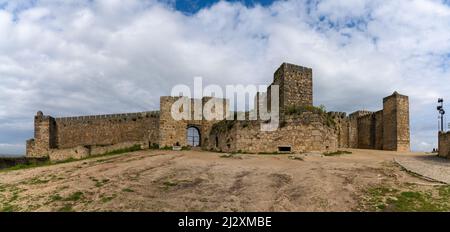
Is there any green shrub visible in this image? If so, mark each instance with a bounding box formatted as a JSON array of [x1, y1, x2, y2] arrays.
[[150, 143, 159, 149]]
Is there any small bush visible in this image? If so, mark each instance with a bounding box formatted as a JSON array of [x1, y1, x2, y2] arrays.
[[160, 146, 173, 150], [287, 105, 326, 115], [150, 143, 159, 149]]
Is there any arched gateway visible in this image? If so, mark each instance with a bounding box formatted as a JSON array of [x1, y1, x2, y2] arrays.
[[187, 126, 201, 147]]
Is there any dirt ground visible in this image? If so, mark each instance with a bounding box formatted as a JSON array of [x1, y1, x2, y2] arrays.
[[0, 149, 448, 212]]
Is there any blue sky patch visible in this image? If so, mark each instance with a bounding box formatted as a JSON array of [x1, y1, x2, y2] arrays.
[[171, 0, 276, 14]]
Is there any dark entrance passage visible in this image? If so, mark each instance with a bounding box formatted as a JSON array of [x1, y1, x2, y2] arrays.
[[187, 126, 200, 147]]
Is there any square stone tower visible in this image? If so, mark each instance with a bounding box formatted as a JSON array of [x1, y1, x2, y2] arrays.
[[382, 92, 410, 152], [26, 111, 57, 157], [268, 63, 313, 118]]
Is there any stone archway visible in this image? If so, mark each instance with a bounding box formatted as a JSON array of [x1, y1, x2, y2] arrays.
[[187, 126, 201, 147]]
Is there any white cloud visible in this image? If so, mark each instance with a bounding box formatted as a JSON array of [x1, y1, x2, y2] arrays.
[[0, 0, 449, 154]]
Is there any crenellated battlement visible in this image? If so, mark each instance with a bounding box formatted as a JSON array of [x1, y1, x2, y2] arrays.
[[54, 111, 160, 123], [328, 111, 347, 118], [349, 110, 373, 119]]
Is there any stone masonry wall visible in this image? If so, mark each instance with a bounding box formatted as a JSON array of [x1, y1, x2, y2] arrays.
[[55, 111, 159, 149], [26, 111, 159, 157], [357, 113, 373, 149], [26, 111, 57, 158], [348, 114, 359, 148], [159, 96, 229, 148], [382, 92, 410, 151], [374, 110, 384, 150], [48, 141, 146, 162], [270, 63, 313, 121], [208, 112, 338, 153], [26, 63, 411, 158], [395, 94, 410, 152], [439, 132, 450, 159], [328, 112, 349, 148]]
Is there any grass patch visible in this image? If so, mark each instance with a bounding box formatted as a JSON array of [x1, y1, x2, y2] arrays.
[[122, 188, 134, 193], [2, 160, 51, 172], [258, 152, 280, 155], [363, 185, 450, 212], [163, 181, 178, 187], [50, 194, 63, 201], [58, 204, 73, 212], [93, 178, 110, 187], [64, 191, 84, 202], [0, 186, 22, 212], [323, 150, 352, 156], [101, 194, 117, 203], [1, 145, 142, 173], [1, 203, 18, 212], [27, 177, 50, 185]]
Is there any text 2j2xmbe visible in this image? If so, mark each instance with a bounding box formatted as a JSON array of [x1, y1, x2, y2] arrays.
[[178, 216, 272, 230]]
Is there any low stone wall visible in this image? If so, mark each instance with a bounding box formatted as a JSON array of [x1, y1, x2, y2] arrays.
[[439, 132, 450, 159], [208, 112, 338, 153], [49, 146, 90, 162], [48, 141, 146, 162], [90, 141, 145, 156]]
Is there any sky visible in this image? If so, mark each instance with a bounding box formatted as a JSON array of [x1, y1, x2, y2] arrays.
[[0, 0, 450, 155]]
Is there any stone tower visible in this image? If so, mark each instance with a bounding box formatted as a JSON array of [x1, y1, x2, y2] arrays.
[[382, 92, 410, 151], [268, 63, 313, 118], [26, 111, 57, 157]]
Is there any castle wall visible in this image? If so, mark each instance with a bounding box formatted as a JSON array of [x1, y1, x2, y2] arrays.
[[25, 62, 411, 159], [330, 112, 349, 148], [158, 96, 186, 147], [355, 111, 383, 149], [48, 141, 145, 162], [395, 95, 410, 152], [208, 112, 338, 153], [439, 132, 450, 159], [26, 112, 57, 158], [382, 92, 410, 151], [206, 120, 238, 153], [357, 114, 373, 149], [268, 63, 312, 121], [275, 63, 313, 109], [374, 110, 384, 150], [383, 95, 397, 150], [26, 111, 159, 157], [159, 96, 229, 148], [55, 112, 159, 149], [348, 114, 358, 148]]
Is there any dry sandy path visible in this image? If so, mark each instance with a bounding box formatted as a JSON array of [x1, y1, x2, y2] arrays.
[[0, 149, 437, 212]]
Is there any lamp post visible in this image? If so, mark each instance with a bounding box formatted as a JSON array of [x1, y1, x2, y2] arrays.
[[437, 98, 445, 132]]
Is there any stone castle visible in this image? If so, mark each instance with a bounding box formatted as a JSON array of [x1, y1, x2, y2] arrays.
[[26, 63, 410, 161]]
